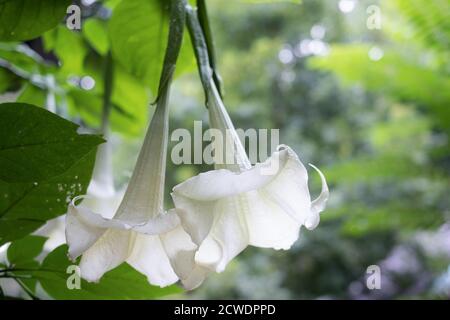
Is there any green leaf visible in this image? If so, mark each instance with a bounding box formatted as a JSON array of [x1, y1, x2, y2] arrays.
[[0, 0, 72, 41], [67, 88, 147, 137], [7, 235, 47, 266], [83, 19, 109, 56], [109, 0, 194, 94], [109, 0, 167, 93], [0, 149, 96, 246], [85, 55, 150, 122], [16, 83, 46, 107], [6, 235, 47, 293], [35, 245, 183, 300], [0, 219, 44, 247], [53, 27, 88, 76], [0, 102, 103, 182]]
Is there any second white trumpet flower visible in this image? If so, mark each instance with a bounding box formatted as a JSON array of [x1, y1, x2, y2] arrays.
[[172, 80, 329, 284]]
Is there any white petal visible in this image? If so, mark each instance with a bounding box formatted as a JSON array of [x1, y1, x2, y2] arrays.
[[68, 196, 131, 230], [172, 168, 275, 201], [126, 233, 178, 287], [66, 203, 108, 260], [79, 228, 134, 282], [66, 196, 135, 260], [172, 145, 328, 256], [260, 146, 311, 223], [195, 196, 249, 272], [171, 194, 215, 245], [66, 196, 180, 263], [305, 164, 329, 230], [181, 265, 210, 290], [131, 211, 180, 235], [159, 213, 198, 281], [244, 190, 301, 250], [82, 188, 124, 220]]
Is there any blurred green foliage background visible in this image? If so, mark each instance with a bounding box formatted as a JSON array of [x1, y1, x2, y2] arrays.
[[0, 0, 449, 299]]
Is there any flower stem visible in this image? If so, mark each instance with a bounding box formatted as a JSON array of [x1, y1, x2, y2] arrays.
[[114, 0, 187, 220], [186, 5, 213, 99], [197, 0, 223, 97], [187, 7, 252, 171], [15, 278, 39, 300]]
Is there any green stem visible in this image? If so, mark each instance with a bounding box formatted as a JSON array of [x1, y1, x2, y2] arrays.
[[187, 7, 251, 171], [0, 274, 31, 279], [186, 5, 214, 102], [15, 278, 39, 300], [0, 267, 68, 275], [155, 0, 187, 101], [197, 0, 223, 97]]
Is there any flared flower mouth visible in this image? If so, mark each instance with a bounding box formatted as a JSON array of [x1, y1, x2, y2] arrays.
[[66, 195, 181, 260], [171, 78, 329, 278], [172, 143, 329, 272]]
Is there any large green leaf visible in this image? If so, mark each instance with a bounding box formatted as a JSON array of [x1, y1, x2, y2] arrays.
[[0, 0, 72, 41], [67, 87, 147, 137], [109, 0, 194, 94], [0, 149, 96, 246], [7, 235, 47, 266], [53, 27, 88, 76], [16, 83, 46, 107], [83, 52, 150, 124], [83, 19, 110, 56], [0, 102, 103, 182], [35, 245, 183, 300], [6, 235, 47, 293]]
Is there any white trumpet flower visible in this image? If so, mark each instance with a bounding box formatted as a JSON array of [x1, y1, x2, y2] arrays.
[[66, 89, 197, 288], [172, 80, 329, 281]]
